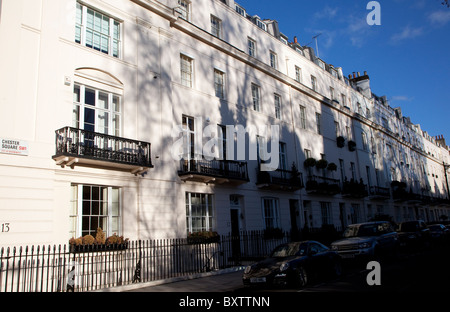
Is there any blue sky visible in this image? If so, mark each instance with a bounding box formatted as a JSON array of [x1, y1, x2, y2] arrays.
[[236, 0, 450, 143]]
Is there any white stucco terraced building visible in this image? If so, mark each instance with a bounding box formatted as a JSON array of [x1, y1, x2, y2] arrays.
[[0, 0, 449, 248]]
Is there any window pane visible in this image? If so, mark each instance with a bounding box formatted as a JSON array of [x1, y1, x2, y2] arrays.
[[85, 88, 96, 106], [72, 105, 80, 129]]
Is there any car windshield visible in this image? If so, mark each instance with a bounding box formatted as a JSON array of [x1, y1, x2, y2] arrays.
[[343, 224, 378, 238], [270, 243, 306, 258]]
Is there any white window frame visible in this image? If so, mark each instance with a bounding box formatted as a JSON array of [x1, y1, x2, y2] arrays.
[[311, 75, 317, 91], [295, 66, 302, 83], [214, 69, 225, 98], [270, 51, 278, 69], [182, 115, 196, 161], [70, 184, 121, 238], [186, 192, 215, 234], [73, 83, 122, 137], [316, 112, 322, 135], [262, 197, 280, 229], [211, 15, 222, 38], [235, 4, 246, 16], [274, 94, 281, 119], [177, 0, 191, 21], [180, 54, 194, 88], [75, 2, 121, 58], [251, 84, 261, 112], [299, 105, 306, 129], [248, 37, 256, 57]]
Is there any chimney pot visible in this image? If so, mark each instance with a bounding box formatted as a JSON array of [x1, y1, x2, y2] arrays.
[[294, 36, 298, 43], [357, 72, 360, 77], [364, 71, 368, 76]]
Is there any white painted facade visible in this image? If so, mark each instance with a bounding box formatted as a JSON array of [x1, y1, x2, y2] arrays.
[[0, 0, 449, 248]]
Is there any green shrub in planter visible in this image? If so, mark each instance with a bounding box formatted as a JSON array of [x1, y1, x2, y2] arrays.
[[327, 162, 337, 171], [304, 158, 316, 168]]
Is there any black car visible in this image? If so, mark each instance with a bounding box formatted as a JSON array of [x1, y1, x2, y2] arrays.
[[396, 220, 431, 251], [242, 241, 342, 288], [428, 224, 450, 244]]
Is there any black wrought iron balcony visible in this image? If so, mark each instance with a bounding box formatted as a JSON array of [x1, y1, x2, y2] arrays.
[[256, 168, 304, 191], [305, 175, 341, 195], [178, 159, 249, 184], [369, 186, 391, 200], [342, 179, 369, 198], [53, 127, 153, 175]]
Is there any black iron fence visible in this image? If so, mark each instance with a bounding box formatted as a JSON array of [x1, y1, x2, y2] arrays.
[[0, 231, 291, 292]]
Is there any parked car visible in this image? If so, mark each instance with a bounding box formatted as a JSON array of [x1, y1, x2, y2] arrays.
[[330, 221, 398, 260], [242, 241, 342, 288], [427, 224, 450, 244], [396, 220, 431, 251]]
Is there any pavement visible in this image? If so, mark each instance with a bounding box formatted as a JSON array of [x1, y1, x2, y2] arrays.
[[97, 266, 246, 292]]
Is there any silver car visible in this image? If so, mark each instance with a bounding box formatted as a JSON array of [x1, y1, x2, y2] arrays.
[[331, 222, 399, 260]]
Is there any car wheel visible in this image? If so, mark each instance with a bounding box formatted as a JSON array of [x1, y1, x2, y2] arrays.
[[293, 266, 308, 288]]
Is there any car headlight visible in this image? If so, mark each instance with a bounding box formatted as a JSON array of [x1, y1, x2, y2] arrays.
[[280, 262, 289, 272], [244, 265, 252, 274], [331, 245, 338, 250], [359, 242, 372, 249]]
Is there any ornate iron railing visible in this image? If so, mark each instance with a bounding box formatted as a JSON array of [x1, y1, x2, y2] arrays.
[[54, 127, 152, 168], [179, 159, 249, 181]]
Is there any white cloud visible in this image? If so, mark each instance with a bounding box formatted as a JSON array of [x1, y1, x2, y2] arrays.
[[428, 10, 450, 26], [390, 26, 424, 42], [313, 6, 338, 20], [391, 95, 414, 102]]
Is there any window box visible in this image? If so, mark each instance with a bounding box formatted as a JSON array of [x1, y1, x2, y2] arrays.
[[187, 231, 220, 244], [69, 232, 129, 253]]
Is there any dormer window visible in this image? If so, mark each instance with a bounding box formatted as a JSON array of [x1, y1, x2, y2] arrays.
[[235, 4, 246, 16], [177, 0, 190, 21], [255, 18, 267, 31]]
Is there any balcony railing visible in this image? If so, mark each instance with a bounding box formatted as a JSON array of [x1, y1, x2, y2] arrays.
[[342, 179, 369, 198], [53, 127, 152, 174], [178, 159, 249, 184], [369, 186, 391, 199], [305, 175, 341, 195], [256, 168, 304, 191]]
